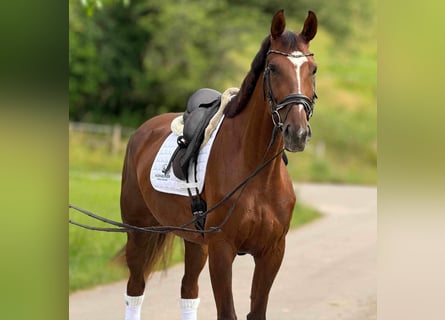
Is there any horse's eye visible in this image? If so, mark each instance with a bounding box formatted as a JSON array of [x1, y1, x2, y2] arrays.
[[312, 65, 318, 75], [269, 64, 278, 74]]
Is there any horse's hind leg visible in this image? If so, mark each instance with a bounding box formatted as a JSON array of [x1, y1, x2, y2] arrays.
[[121, 166, 174, 319], [124, 227, 174, 320], [180, 240, 208, 320]]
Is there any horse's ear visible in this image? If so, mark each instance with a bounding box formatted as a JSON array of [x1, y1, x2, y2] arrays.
[[301, 10, 318, 42], [271, 9, 286, 39]]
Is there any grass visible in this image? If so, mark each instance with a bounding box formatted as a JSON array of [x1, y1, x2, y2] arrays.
[[290, 202, 321, 229], [69, 170, 321, 293], [69, 172, 127, 292]]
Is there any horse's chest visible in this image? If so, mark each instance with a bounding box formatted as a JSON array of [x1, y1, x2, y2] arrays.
[[234, 194, 294, 249]]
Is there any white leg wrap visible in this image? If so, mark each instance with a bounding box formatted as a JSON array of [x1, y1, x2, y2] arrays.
[[180, 298, 200, 320], [125, 293, 145, 320]]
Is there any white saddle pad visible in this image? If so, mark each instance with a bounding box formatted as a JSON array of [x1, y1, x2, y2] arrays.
[[150, 115, 225, 196]]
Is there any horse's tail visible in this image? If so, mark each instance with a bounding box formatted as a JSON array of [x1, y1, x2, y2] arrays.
[[112, 232, 175, 276], [143, 232, 176, 275]]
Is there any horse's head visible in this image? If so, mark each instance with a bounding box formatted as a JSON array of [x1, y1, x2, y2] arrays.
[[265, 10, 318, 152]]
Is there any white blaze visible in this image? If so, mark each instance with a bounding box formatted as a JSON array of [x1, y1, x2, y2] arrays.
[[287, 51, 309, 93], [287, 51, 309, 113]]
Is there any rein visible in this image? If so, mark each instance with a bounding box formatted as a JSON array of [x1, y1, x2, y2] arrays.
[[69, 128, 284, 234]]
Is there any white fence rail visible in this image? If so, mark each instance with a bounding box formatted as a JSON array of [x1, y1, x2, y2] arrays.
[[69, 121, 135, 155], [69, 122, 135, 137], [69, 121, 327, 160]]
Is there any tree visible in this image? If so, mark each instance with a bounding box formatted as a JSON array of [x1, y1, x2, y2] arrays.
[[69, 0, 375, 126], [70, 0, 152, 125]]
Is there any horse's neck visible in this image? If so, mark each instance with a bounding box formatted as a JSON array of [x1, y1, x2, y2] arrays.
[[235, 84, 283, 165]]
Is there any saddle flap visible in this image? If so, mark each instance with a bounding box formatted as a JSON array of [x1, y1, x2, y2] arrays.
[[165, 88, 222, 182], [184, 88, 221, 121], [183, 104, 218, 142]]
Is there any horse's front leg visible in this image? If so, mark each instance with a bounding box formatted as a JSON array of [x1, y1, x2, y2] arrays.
[[247, 239, 286, 320], [208, 239, 237, 320], [180, 240, 208, 320]]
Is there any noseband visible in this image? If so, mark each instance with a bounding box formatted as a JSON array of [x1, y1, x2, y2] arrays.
[[263, 49, 317, 128]]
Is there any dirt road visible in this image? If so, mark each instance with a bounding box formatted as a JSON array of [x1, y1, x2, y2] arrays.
[[69, 183, 376, 319]]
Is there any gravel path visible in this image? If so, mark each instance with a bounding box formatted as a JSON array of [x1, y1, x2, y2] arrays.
[[69, 183, 376, 319]]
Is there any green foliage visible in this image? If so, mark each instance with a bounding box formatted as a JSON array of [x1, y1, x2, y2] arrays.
[[69, 0, 376, 127], [139, 1, 234, 115], [70, 0, 152, 125], [69, 0, 248, 126]]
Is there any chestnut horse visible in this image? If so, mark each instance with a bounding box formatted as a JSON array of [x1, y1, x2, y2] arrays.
[[121, 10, 318, 320]]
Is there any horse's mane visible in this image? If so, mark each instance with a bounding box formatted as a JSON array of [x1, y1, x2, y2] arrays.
[[224, 35, 271, 118], [224, 31, 298, 118]]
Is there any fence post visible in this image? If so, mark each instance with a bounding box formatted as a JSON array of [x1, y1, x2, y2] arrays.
[[314, 141, 326, 160], [111, 124, 122, 155]]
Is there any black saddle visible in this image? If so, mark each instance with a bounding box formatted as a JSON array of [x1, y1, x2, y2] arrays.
[[163, 88, 221, 181]]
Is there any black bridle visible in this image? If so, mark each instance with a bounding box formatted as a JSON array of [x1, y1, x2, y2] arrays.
[[263, 49, 317, 128]]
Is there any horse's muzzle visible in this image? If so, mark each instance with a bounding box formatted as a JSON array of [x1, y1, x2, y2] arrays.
[[283, 123, 311, 152]]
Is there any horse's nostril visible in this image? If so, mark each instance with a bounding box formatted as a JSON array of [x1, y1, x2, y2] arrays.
[[284, 124, 290, 136], [296, 127, 306, 140]]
